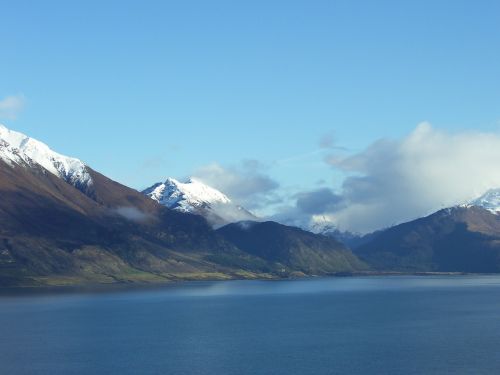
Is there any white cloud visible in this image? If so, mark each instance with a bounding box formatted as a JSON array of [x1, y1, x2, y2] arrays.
[[320, 122, 500, 233], [192, 160, 280, 210], [0, 95, 25, 120]]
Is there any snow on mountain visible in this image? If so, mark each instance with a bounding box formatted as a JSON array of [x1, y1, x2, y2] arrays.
[[468, 188, 500, 214], [304, 216, 363, 246], [0, 138, 31, 167], [144, 177, 230, 211], [143, 177, 256, 227], [0, 124, 92, 190]]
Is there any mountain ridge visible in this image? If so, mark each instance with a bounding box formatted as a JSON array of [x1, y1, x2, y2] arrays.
[[353, 206, 500, 273], [0, 124, 93, 194], [217, 221, 368, 275]]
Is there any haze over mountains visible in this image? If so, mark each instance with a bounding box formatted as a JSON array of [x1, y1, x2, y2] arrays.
[[2, 123, 500, 286]]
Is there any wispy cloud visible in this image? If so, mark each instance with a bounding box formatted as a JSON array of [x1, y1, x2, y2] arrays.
[[274, 132, 349, 167], [112, 206, 153, 223], [275, 149, 326, 165], [319, 132, 336, 149], [139, 156, 169, 170], [0, 95, 25, 120]]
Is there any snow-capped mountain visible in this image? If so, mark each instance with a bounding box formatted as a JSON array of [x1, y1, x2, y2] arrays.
[[304, 218, 365, 247], [0, 124, 92, 191], [145, 177, 231, 211], [468, 188, 500, 214], [308, 217, 337, 235], [143, 177, 257, 227]]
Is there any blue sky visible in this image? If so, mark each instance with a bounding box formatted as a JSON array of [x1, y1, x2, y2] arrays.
[[2, 0, 500, 230]]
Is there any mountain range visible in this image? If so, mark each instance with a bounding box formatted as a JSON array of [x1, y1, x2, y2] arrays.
[[0, 124, 364, 286], [140, 178, 363, 241], [3, 123, 500, 287], [140, 170, 500, 272]]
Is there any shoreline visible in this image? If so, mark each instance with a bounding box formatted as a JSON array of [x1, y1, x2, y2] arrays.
[[0, 270, 495, 295]]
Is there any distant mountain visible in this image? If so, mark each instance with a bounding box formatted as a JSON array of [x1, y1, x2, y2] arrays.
[[217, 221, 367, 275], [310, 188, 500, 261], [143, 177, 256, 227], [355, 206, 500, 273], [307, 219, 366, 247]]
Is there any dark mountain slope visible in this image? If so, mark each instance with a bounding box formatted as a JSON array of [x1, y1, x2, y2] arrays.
[[355, 206, 500, 273], [86, 168, 160, 213], [217, 221, 367, 274], [0, 161, 104, 238]]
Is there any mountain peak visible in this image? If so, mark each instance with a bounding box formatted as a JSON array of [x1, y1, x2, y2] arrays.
[[147, 177, 231, 211], [468, 188, 500, 214], [0, 124, 92, 191], [143, 177, 256, 226]]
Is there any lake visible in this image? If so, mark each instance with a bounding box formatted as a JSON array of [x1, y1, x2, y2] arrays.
[[1, 276, 500, 374]]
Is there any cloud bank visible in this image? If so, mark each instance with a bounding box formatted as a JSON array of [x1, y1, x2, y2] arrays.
[[0, 95, 25, 120], [287, 123, 500, 233]]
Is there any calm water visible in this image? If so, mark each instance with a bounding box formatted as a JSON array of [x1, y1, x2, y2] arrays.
[[1, 276, 500, 375]]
